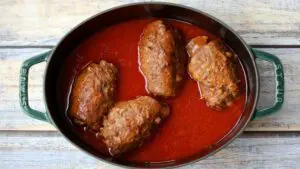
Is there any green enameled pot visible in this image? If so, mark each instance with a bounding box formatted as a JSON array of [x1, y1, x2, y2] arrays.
[[19, 2, 284, 168]]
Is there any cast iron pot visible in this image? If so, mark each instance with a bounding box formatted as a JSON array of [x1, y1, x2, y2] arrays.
[[19, 2, 284, 168]]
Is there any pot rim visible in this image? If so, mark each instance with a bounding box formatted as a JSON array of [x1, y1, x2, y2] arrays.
[[43, 2, 260, 168]]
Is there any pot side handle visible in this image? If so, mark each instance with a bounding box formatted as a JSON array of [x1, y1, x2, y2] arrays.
[[19, 51, 52, 123], [251, 48, 284, 119]]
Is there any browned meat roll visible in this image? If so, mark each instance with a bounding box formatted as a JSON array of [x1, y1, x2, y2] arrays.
[[138, 20, 186, 97], [186, 36, 240, 110], [68, 60, 118, 131], [100, 96, 169, 156]]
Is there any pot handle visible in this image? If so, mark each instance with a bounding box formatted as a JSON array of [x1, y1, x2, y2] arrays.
[[251, 48, 284, 119], [19, 51, 52, 123]]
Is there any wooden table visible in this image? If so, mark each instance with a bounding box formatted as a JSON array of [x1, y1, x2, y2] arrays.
[[1, 0, 299, 168]]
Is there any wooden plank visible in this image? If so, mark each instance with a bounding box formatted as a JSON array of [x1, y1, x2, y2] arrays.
[[0, 48, 300, 131], [0, 132, 300, 169], [0, 0, 299, 46], [247, 48, 300, 131], [0, 48, 55, 131]]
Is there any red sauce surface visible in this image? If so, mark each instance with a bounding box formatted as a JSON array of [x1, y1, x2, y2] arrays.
[[58, 18, 246, 163]]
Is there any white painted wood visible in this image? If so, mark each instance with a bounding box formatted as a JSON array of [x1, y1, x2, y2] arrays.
[[0, 49, 55, 131], [0, 0, 299, 46], [247, 48, 300, 131], [0, 48, 299, 131], [1, 1, 299, 168], [0, 132, 300, 169]]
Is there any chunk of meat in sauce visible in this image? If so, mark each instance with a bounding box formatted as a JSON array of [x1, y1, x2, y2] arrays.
[[138, 20, 186, 97], [186, 36, 240, 110], [100, 96, 169, 156], [68, 60, 118, 131]]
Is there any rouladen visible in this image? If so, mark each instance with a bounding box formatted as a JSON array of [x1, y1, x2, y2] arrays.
[[187, 36, 240, 110], [68, 60, 118, 131], [101, 96, 169, 156], [138, 20, 186, 97]]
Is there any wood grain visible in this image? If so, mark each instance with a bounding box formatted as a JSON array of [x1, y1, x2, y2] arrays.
[[1, 1, 299, 168], [1, 132, 300, 169], [247, 48, 300, 131], [0, 48, 299, 131], [0, 0, 299, 46], [0, 49, 54, 131]]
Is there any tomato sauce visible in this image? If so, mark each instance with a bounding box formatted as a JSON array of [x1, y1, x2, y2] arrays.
[[58, 18, 246, 163]]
